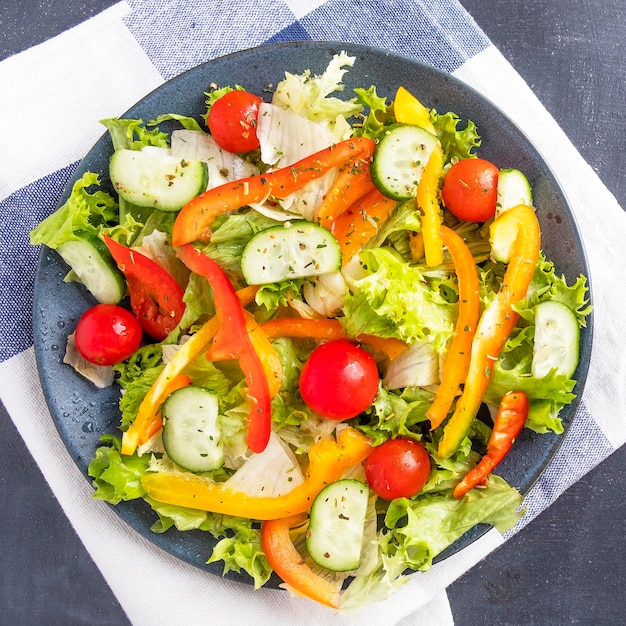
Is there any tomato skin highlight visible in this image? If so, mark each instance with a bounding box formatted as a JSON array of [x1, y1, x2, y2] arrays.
[[441, 157, 499, 222], [208, 89, 263, 153], [299, 339, 379, 421], [364, 438, 431, 500], [74, 304, 143, 366]]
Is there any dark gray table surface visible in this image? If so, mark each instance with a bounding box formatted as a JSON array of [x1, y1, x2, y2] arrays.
[[2, 1, 625, 624]]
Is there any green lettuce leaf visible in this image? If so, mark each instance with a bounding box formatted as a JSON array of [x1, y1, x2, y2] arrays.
[[29, 172, 118, 250], [342, 247, 457, 350], [431, 110, 481, 163], [353, 85, 394, 140], [100, 117, 169, 151]]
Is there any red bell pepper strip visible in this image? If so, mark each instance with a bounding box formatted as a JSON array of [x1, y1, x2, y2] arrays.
[[453, 390, 529, 498], [171, 137, 376, 247], [426, 226, 480, 429], [176, 243, 271, 453], [103, 235, 186, 341], [437, 205, 540, 458], [140, 426, 373, 519], [261, 514, 341, 608]]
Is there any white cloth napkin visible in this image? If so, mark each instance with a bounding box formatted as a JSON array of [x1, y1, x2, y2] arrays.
[[2, 1, 626, 624]]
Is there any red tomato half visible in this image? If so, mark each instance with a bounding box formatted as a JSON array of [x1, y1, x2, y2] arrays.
[[208, 90, 263, 153], [299, 339, 379, 421], [364, 438, 431, 500], [441, 157, 499, 222], [74, 304, 143, 366]]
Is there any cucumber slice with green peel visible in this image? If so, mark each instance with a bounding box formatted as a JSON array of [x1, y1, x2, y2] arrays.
[[532, 300, 580, 379], [496, 168, 533, 216], [305, 479, 369, 572], [370, 124, 439, 200], [162, 387, 224, 473], [240, 221, 341, 285], [110, 148, 208, 212], [57, 231, 125, 304]]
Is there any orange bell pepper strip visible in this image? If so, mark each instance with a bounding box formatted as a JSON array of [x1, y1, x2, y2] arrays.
[[177, 243, 272, 453], [426, 226, 480, 429], [437, 205, 540, 458], [453, 391, 529, 498], [140, 426, 373, 519], [171, 137, 376, 247], [261, 513, 341, 608], [259, 317, 408, 361], [329, 187, 397, 265], [315, 152, 375, 226], [418, 143, 445, 267]]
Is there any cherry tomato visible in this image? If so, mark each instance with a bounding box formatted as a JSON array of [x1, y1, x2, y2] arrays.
[[364, 438, 431, 500], [299, 339, 379, 421], [207, 89, 263, 153], [441, 157, 499, 222], [74, 304, 143, 366]]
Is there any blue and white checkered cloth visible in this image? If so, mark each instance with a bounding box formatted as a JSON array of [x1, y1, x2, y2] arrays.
[[2, 1, 625, 623]]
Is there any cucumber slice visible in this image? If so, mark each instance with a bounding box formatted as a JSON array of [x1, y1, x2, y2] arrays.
[[532, 300, 580, 378], [57, 231, 125, 304], [240, 221, 341, 285], [161, 387, 223, 473], [110, 148, 208, 212], [371, 124, 439, 200], [496, 168, 533, 217], [305, 479, 369, 572]]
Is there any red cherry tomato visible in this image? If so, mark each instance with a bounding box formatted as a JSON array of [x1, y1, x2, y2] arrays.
[[299, 339, 379, 421], [364, 438, 431, 500], [74, 304, 143, 366], [208, 90, 263, 153], [441, 157, 499, 222]]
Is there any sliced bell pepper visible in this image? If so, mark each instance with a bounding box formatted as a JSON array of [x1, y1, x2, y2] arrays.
[[243, 310, 283, 398], [171, 137, 376, 247], [140, 426, 373, 519], [417, 143, 445, 267], [103, 235, 186, 341], [261, 514, 341, 608], [393, 86, 437, 134], [453, 390, 529, 498], [176, 243, 272, 453], [315, 151, 375, 226], [259, 317, 408, 360], [426, 226, 480, 429], [437, 205, 540, 458], [121, 316, 220, 455], [329, 187, 397, 265]]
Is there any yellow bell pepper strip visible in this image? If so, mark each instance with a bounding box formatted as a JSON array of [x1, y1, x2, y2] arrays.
[[315, 151, 375, 226], [261, 513, 341, 608], [121, 317, 220, 455], [426, 226, 480, 429], [437, 205, 540, 458], [177, 243, 272, 453], [243, 310, 283, 397], [259, 317, 408, 361], [418, 143, 445, 267], [329, 187, 397, 266], [453, 391, 529, 498], [171, 137, 376, 247], [120, 285, 261, 457], [393, 86, 437, 134], [141, 426, 373, 519]]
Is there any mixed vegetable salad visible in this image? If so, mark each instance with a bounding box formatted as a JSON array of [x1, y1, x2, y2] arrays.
[[31, 52, 591, 610]]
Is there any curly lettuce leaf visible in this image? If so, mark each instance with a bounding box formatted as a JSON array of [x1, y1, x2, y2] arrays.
[[29, 172, 118, 250], [342, 247, 457, 350], [88, 436, 150, 504], [100, 117, 170, 151], [353, 85, 394, 140], [431, 110, 481, 163]]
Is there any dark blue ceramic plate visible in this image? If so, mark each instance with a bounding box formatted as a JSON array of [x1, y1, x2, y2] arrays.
[[33, 41, 592, 587]]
